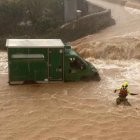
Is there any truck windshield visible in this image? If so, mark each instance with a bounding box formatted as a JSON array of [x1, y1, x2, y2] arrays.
[[69, 57, 86, 70]]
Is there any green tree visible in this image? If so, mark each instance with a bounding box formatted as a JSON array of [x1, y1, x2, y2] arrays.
[[22, 0, 64, 33], [0, 0, 24, 35], [0, 0, 64, 35]]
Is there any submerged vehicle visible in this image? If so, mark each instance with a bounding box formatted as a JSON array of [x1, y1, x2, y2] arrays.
[[6, 39, 100, 84]]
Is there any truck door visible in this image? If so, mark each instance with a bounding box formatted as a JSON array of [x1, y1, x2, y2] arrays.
[[67, 57, 86, 81], [49, 48, 63, 81], [28, 48, 48, 81]]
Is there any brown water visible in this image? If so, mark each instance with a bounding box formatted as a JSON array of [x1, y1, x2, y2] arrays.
[[0, 0, 140, 140]]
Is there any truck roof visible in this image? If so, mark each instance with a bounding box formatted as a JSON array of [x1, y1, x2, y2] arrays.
[[6, 39, 64, 48]]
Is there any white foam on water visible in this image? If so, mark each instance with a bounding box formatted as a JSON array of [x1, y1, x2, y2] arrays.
[[125, 6, 140, 15], [111, 31, 140, 38], [0, 52, 8, 74], [122, 60, 140, 86]]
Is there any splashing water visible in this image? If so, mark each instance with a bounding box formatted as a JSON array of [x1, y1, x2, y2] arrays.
[[125, 6, 140, 15], [73, 36, 140, 60]]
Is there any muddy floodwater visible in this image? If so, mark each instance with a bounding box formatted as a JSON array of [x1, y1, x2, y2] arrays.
[[1, 48, 140, 140], [1, 0, 140, 140]]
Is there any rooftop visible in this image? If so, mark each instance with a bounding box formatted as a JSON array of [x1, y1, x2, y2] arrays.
[[6, 39, 64, 48]]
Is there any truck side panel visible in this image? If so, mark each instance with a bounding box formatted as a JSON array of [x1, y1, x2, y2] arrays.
[[8, 48, 48, 82], [28, 48, 48, 81]]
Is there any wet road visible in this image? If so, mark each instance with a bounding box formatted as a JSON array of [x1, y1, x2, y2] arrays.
[[86, 0, 140, 40]]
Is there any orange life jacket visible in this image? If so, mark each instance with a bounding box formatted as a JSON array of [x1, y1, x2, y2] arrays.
[[119, 87, 128, 97]]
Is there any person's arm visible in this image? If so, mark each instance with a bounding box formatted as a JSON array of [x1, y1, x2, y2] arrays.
[[127, 89, 130, 95], [114, 88, 120, 93]]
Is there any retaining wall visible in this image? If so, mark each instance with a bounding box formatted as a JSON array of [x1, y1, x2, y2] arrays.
[[59, 2, 115, 41]]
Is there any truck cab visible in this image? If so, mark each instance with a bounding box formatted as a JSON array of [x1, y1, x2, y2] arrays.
[[64, 46, 100, 81]]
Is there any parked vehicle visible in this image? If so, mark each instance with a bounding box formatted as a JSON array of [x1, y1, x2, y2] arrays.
[[6, 39, 100, 84]]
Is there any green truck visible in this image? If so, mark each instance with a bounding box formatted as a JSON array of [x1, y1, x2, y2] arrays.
[[6, 39, 100, 84]]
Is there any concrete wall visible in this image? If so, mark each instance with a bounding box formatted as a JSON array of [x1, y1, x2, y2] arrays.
[[64, 0, 77, 22], [59, 3, 115, 41]]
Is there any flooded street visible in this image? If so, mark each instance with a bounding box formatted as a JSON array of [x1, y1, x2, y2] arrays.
[[83, 0, 140, 40], [0, 0, 140, 140], [0, 53, 140, 140]]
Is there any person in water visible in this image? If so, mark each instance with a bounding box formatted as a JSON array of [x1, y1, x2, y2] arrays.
[[114, 82, 131, 106]]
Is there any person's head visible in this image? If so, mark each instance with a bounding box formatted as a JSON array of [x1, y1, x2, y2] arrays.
[[122, 82, 128, 88]]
